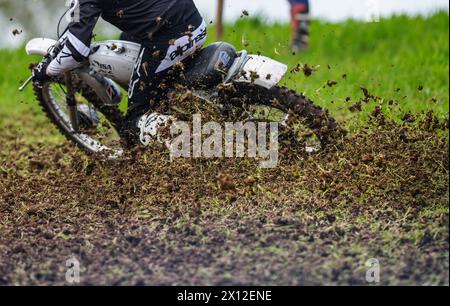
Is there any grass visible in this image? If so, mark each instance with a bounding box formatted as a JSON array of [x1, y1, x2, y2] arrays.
[[1, 112, 448, 285], [0, 12, 448, 132], [215, 12, 448, 125], [0, 13, 448, 286]]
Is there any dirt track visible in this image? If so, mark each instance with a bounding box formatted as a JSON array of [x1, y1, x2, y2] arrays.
[[0, 109, 448, 285]]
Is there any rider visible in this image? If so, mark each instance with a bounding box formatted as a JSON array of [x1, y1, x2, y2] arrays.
[[288, 0, 310, 52], [32, 0, 207, 146]]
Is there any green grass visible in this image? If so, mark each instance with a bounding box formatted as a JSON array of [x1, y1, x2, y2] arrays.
[[0, 12, 448, 131], [213, 12, 449, 124]]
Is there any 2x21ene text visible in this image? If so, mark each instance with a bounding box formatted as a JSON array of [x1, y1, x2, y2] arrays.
[[177, 290, 272, 303]]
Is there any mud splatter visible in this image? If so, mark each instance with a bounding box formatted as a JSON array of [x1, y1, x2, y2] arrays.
[[0, 107, 448, 285]]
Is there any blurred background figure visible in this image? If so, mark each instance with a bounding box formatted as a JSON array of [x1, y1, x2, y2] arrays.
[[289, 0, 310, 52]]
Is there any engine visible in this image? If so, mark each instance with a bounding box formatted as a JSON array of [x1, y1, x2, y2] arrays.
[[89, 40, 141, 87]]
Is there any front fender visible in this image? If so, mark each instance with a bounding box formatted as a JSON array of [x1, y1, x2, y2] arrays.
[[25, 38, 58, 56]]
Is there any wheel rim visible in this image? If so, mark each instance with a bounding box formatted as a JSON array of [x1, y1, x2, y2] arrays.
[[43, 81, 124, 159]]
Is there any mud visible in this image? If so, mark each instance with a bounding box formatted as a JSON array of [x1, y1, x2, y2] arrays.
[[0, 107, 448, 285]]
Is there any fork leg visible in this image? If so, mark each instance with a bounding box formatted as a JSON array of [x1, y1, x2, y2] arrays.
[[64, 72, 79, 132]]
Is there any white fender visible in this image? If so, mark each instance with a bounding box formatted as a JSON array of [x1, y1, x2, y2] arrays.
[[25, 38, 58, 56], [236, 55, 288, 89]]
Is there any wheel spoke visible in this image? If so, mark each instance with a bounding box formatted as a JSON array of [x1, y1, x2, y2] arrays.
[[40, 80, 124, 159]]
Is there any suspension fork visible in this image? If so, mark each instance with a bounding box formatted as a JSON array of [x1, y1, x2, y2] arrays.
[[64, 72, 79, 132]]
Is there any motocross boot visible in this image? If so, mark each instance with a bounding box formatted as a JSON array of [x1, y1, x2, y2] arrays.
[[291, 15, 310, 52]]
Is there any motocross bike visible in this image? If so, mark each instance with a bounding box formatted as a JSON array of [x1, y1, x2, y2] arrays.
[[19, 16, 341, 159]]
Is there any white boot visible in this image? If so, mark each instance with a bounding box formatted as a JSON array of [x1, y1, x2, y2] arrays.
[[137, 112, 174, 146]]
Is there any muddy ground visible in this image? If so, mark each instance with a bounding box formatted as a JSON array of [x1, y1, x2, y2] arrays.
[[0, 107, 448, 286]]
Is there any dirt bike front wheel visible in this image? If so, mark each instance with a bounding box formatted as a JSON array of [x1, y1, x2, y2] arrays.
[[33, 75, 125, 159]]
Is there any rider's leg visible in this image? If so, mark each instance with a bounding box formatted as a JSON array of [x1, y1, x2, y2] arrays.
[[121, 44, 173, 145], [122, 18, 207, 146], [289, 0, 310, 52]]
